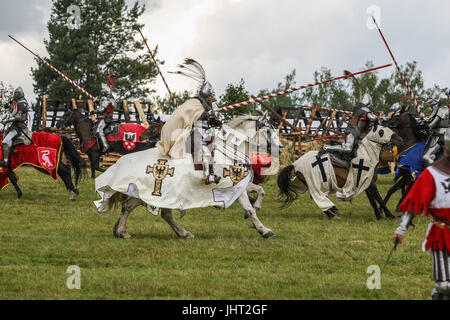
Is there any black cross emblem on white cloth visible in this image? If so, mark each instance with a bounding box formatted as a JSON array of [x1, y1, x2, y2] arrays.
[[442, 178, 450, 194], [352, 159, 370, 187], [312, 155, 328, 182]]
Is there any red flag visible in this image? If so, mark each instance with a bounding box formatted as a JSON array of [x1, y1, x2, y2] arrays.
[[108, 74, 115, 88]]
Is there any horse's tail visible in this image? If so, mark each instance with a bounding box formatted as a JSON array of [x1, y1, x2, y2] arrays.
[[60, 135, 87, 186], [277, 164, 298, 208]]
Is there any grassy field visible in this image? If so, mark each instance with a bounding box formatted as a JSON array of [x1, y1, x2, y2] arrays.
[[0, 166, 434, 300]]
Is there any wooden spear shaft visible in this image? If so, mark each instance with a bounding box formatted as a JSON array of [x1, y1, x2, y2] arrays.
[[250, 95, 300, 132]]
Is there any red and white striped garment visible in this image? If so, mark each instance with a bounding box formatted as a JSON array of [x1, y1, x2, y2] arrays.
[[399, 166, 450, 252]]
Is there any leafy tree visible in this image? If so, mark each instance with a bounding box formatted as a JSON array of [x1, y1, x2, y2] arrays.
[[31, 0, 159, 102], [153, 90, 193, 114], [0, 82, 15, 116], [217, 78, 253, 121]]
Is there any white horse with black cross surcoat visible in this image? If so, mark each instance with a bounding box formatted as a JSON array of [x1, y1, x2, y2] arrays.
[[278, 126, 404, 218]]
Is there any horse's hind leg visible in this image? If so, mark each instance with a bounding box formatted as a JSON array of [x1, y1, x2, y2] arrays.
[[160, 208, 194, 239], [7, 171, 22, 198], [87, 153, 96, 179], [57, 162, 77, 201], [238, 192, 275, 238], [114, 196, 142, 239]]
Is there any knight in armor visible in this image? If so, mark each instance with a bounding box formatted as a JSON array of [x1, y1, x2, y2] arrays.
[[157, 58, 222, 185], [318, 94, 379, 169], [0, 87, 30, 167], [382, 102, 407, 123], [422, 90, 449, 167], [92, 84, 116, 153], [393, 128, 450, 300]]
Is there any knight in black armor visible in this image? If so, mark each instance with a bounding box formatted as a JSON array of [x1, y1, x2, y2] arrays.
[[422, 90, 449, 167], [93, 84, 116, 153], [0, 87, 30, 167]]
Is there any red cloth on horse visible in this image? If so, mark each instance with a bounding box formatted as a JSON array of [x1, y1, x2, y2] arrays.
[[251, 153, 272, 184], [398, 167, 450, 251], [106, 123, 147, 151], [0, 132, 62, 189]]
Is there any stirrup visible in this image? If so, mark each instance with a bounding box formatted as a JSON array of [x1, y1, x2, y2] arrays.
[[0, 159, 8, 168], [204, 175, 221, 185]]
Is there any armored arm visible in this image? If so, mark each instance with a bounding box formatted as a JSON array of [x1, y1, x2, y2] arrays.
[[395, 211, 415, 236], [323, 132, 356, 153]]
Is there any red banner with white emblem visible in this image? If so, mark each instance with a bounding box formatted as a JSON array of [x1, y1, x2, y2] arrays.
[[0, 132, 62, 189]]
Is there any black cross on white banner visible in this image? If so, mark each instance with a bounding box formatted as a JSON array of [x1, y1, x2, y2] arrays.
[[312, 155, 328, 182], [352, 159, 370, 187]]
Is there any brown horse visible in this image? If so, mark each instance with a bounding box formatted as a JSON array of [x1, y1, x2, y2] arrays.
[[1, 134, 86, 200], [380, 111, 428, 211], [56, 108, 161, 178]]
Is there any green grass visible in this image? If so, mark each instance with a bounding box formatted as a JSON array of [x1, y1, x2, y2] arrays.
[[0, 166, 433, 299]]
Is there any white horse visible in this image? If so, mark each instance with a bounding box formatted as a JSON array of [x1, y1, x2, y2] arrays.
[[94, 114, 281, 239], [277, 126, 403, 218]]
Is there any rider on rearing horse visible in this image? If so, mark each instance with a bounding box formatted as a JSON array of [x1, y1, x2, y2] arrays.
[[92, 83, 115, 153], [318, 93, 379, 169], [0, 87, 31, 168]]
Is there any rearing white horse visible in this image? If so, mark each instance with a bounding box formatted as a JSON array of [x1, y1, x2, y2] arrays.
[[94, 114, 281, 239]]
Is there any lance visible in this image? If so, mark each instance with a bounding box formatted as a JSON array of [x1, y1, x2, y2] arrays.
[[394, 93, 426, 104], [219, 64, 392, 112], [137, 29, 178, 108], [303, 133, 340, 143], [370, 17, 424, 119], [8, 35, 95, 100]]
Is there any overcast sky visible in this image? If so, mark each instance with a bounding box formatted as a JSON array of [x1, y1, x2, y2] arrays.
[[0, 0, 449, 105]]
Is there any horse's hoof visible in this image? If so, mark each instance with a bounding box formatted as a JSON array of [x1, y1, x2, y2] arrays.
[[73, 189, 79, 195], [17, 192, 23, 199], [70, 198, 76, 202], [183, 232, 195, 239], [262, 230, 276, 238], [115, 231, 131, 239], [244, 212, 250, 219]]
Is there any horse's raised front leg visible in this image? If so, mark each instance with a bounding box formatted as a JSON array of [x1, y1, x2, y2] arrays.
[[161, 208, 194, 239], [238, 191, 275, 238], [246, 182, 265, 211], [114, 196, 143, 238]]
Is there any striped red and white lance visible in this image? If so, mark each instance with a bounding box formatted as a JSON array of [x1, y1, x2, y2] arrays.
[[8, 35, 95, 100], [370, 17, 424, 119], [138, 29, 178, 108], [394, 93, 426, 104], [219, 64, 392, 112]]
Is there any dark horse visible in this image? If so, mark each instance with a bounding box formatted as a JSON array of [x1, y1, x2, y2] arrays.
[[3, 134, 86, 200], [380, 111, 428, 211], [56, 109, 162, 178]]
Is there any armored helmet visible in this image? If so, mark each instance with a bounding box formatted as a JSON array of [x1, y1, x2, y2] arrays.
[[383, 102, 404, 121], [13, 87, 24, 101]]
